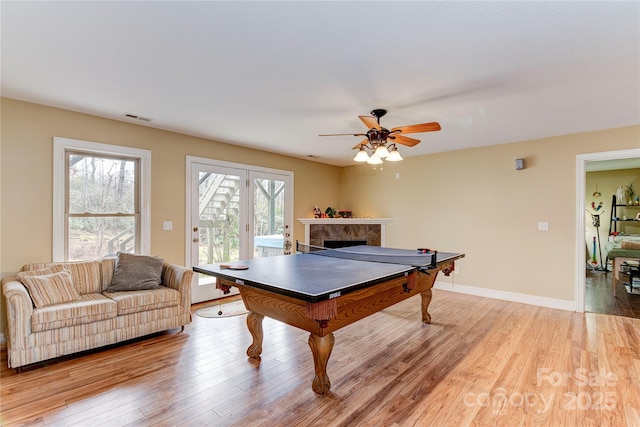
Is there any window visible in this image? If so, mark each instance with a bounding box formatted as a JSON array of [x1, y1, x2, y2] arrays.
[[54, 137, 151, 261], [67, 152, 138, 260]]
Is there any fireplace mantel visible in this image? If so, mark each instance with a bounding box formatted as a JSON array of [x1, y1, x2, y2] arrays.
[[298, 218, 394, 246]]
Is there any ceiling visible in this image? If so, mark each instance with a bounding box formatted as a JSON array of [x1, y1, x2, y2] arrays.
[[2, 1, 639, 167]]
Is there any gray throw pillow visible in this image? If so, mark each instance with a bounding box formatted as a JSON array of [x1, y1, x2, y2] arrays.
[[107, 252, 164, 292]]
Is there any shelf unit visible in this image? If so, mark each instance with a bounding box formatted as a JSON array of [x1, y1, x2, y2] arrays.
[[609, 194, 640, 235]]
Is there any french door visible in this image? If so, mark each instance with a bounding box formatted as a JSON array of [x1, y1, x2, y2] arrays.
[[186, 156, 293, 303]]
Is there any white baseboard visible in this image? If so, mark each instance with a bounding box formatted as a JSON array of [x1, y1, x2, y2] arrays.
[[434, 281, 576, 312]]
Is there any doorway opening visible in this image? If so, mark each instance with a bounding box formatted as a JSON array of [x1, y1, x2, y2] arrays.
[[576, 148, 640, 317], [186, 156, 293, 303]]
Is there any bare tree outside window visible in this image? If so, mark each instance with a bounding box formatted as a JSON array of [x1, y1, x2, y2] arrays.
[[253, 178, 285, 258], [67, 152, 139, 261]]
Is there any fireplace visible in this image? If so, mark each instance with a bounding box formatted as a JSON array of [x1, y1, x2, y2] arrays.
[[298, 218, 393, 247], [324, 239, 367, 248]]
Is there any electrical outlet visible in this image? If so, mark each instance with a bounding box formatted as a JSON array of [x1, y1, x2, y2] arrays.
[[454, 266, 460, 275], [538, 222, 549, 231], [163, 221, 173, 231]]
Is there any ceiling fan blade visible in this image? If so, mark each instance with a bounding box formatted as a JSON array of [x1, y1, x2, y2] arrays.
[[319, 133, 367, 137], [359, 115, 381, 130], [353, 138, 369, 149], [391, 122, 441, 134], [389, 134, 421, 147]]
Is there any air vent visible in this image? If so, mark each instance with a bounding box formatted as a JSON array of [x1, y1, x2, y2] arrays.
[[123, 113, 153, 122]]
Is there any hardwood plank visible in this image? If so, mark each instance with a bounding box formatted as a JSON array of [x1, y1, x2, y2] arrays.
[[419, 299, 535, 426]]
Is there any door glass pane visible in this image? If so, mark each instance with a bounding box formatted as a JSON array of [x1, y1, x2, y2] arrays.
[[198, 172, 242, 264], [253, 178, 285, 258]]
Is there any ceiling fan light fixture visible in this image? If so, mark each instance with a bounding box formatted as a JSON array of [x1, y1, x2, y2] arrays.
[[366, 155, 383, 165], [374, 145, 389, 158], [354, 148, 370, 162], [318, 108, 440, 165], [386, 147, 403, 162]]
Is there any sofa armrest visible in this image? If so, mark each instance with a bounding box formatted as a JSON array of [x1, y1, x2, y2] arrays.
[[2, 276, 34, 345], [161, 263, 193, 313]]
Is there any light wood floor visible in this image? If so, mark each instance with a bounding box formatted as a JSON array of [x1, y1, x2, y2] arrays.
[[1, 290, 639, 427]]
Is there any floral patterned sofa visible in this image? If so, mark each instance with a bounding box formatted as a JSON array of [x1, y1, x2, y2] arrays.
[[1, 253, 192, 371]]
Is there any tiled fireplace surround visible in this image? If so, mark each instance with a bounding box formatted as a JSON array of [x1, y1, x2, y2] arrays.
[[298, 218, 393, 247]]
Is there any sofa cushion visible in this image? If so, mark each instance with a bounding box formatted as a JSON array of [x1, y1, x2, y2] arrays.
[[103, 286, 180, 315], [21, 261, 102, 295], [31, 293, 117, 332], [61, 261, 103, 294], [18, 265, 66, 278], [100, 256, 117, 291], [17, 269, 82, 308], [107, 252, 164, 292], [21, 263, 53, 273]]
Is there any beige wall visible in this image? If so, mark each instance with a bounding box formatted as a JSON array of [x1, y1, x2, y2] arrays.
[[586, 169, 640, 265], [0, 98, 341, 332], [338, 126, 640, 301], [1, 97, 639, 336]]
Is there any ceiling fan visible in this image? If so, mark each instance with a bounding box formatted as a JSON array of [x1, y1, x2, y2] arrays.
[[319, 109, 441, 164]]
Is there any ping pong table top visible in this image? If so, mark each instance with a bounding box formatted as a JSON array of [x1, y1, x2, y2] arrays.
[[193, 245, 464, 303]]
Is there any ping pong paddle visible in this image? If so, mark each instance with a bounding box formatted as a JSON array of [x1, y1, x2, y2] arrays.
[[220, 264, 249, 270]]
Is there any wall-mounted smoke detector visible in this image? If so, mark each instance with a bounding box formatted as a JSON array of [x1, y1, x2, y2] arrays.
[[122, 113, 153, 122]]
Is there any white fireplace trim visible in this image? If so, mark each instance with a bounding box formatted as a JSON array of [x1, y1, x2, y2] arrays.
[[298, 218, 394, 246]]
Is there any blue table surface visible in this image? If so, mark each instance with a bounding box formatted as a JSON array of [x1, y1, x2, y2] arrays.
[[194, 246, 464, 303]]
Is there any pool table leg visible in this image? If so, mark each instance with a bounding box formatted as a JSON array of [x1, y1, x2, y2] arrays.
[[421, 288, 433, 324], [246, 311, 265, 360], [308, 333, 335, 395]]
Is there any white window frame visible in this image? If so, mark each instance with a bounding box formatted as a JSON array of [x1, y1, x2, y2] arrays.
[[53, 137, 151, 261]]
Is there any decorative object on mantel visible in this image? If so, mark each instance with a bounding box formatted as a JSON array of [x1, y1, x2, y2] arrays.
[[325, 207, 337, 218], [314, 206, 353, 219], [318, 108, 441, 165]]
